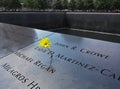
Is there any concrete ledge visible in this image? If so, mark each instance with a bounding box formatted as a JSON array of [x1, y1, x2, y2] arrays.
[[66, 12, 120, 34], [0, 12, 120, 34], [0, 12, 66, 29]]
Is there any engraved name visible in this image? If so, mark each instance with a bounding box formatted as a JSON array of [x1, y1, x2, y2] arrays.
[[35, 47, 120, 82], [1, 63, 41, 89], [80, 48, 109, 59], [14, 51, 56, 73]]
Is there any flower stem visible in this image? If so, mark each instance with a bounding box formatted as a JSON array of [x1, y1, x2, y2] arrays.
[[48, 48, 53, 67]]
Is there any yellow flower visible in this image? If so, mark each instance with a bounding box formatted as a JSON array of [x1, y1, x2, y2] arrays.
[[38, 37, 51, 49]]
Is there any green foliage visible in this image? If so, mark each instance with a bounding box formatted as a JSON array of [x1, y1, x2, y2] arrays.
[[10, 0, 21, 9], [93, 0, 100, 10], [111, 0, 120, 10], [23, 0, 37, 9], [93, 0, 112, 10], [19, 0, 23, 3], [52, 0, 63, 9], [0, 0, 3, 7], [62, 0, 68, 9], [76, 0, 84, 10], [0, 0, 120, 11], [23, 0, 49, 9], [23, 0, 31, 8], [2, 0, 21, 10], [39, 0, 49, 9], [33, 0, 38, 9], [83, 0, 94, 10], [68, 0, 76, 10]]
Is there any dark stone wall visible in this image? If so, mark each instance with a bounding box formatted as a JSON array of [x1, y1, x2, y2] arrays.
[[0, 12, 66, 29], [0, 12, 120, 34], [66, 12, 120, 34]]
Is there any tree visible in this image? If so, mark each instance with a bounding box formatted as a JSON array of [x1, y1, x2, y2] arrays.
[[62, 0, 68, 9], [0, 0, 3, 7], [33, 0, 41, 9], [23, 0, 50, 10], [93, 0, 112, 10], [76, 0, 84, 10], [38, 0, 49, 9], [0, 0, 5, 11], [2, 0, 21, 11], [111, 0, 120, 10], [10, 0, 21, 10], [68, 0, 76, 11], [23, 0, 35, 9], [19, 0, 23, 3], [83, 0, 94, 10], [52, 0, 63, 10]]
